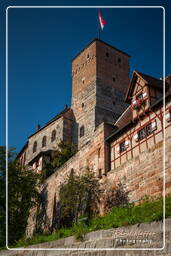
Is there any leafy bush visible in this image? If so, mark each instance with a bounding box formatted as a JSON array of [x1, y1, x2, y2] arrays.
[[52, 141, 77, 169], [8, 159, 41, 245], [73, 223, 87, 241], [104, 182, 129, 212], [58, 170, 101, 228]]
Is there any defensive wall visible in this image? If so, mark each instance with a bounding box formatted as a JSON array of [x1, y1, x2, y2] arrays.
[[26, 108, 171, 236]]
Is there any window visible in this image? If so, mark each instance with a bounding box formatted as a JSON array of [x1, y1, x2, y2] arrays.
[[70, 168, 74, 177], [138, 123, 153, 141], [136, 93, 143, 100], [80, 126, 84, 137], [106, 52, 109, 57], [146, 123, 152, 136], [82, 103, 84, 108], [87, 53, 89, 58], [119, 141, 126, 153], [33, 141, 37, 153], [51, 130, 56, 142], [138, 128, 146, 140], [118, 57, 121, 63], [165, 110, 171, 122], [112, 77, 116, 82], [42, 136, 46, 147]]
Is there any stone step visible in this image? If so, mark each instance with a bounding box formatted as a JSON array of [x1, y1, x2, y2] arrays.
[[1, 219, 170, 256], [11, 240, 170, 256]]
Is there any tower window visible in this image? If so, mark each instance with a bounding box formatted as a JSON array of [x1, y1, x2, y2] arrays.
[[106, 52, 109, 57], [87, 54, 89, 58], [118, 57, 121, 63], [82, 103, 84, 108], [33, 141, 37, 153], [51, 130, 56, 142], [42, 136, 46, 148], [80, 126, 85, 137], [112, 77, 116, 82]]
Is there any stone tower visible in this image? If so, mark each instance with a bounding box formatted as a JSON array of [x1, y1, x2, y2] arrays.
[[71, 39, 130, 149]]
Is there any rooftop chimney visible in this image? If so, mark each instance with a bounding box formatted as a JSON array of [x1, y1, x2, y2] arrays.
[[36, 124, 41, 131]]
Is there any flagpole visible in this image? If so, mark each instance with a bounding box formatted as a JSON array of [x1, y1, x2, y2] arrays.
[[98, 9, 100, 40]]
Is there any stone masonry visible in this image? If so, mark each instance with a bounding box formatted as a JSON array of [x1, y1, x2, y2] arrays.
[[72, 39, 129, 149], [3, 218, 171, 255], [17, 39, 171, 240]]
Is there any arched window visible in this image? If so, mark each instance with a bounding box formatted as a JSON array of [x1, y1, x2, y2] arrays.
[[33, 141, 37, 153], [42, 136, 46, 148], [51, 130, 56, 142], [70, 168, 74, 177]]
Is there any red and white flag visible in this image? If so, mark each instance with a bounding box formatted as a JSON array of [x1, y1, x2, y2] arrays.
[[98, 10, 106, 30]]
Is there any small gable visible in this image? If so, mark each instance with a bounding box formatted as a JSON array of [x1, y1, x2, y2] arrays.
[[125, 70, 165, 121]]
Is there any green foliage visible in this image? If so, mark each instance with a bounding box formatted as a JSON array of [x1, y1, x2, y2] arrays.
[[0, 146, 16, 247], [8, 154, 41, 245], [11, 196, 171, 247], [52, 141, 77, 169], [58, 170, 101, 227], [104, 182, 129, 212], [73, 222, 87, 241]]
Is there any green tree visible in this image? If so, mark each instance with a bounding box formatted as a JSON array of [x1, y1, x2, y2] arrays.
[[0, 146, 16, 247], [7, 151, 41, 245], [52, 141, 77, 169], [58, 170, 101, 228]]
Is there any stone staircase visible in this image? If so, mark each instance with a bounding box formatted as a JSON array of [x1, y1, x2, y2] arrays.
[[1, 219, 171, 256]]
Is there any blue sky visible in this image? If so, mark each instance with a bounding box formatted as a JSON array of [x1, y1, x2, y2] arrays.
[[0, 0, 171, 153]]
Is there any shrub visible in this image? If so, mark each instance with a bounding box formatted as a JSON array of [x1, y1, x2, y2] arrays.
[[73, 223, 87, 241], [52, 141, 77, 169], [58, 170, 101, 228], [104, 182, 129, 212]]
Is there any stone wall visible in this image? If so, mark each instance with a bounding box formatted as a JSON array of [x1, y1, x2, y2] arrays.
[[26, 123, 114, 237], [26, 117, 171, 236], [3, 218, 171, 255], [103, 138, 170, 205]]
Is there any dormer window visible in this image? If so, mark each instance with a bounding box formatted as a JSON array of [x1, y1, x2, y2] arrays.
[[132, 92, 148, 110], [136, 92, 148, 101], [136, 93, 143, 100]]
